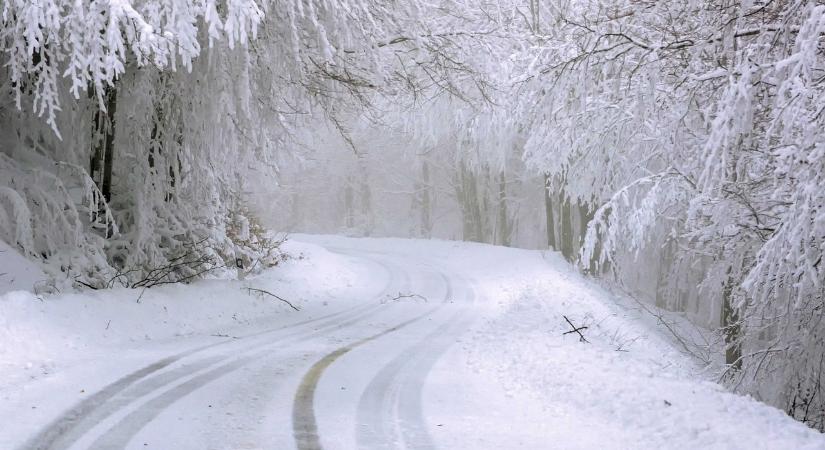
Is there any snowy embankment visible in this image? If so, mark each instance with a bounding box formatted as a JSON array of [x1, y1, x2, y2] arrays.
[[1, 235, 823, 449], [0, 240, 48, 296], [429, 253, 821, 449], [0, 239, 375, 447]]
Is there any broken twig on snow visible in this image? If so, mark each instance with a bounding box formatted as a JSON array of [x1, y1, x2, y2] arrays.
[[563, 315, 589, 343], [244, 287, 300, 311], [211, 333, 239, 339], [382, 292, 428, 304]]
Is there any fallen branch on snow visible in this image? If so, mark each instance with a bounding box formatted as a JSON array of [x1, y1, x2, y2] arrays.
[[563, 315, 590, 343], [382, 292, 428, 304], [211, 333, 239, 339], [244, 287, 300, 311]]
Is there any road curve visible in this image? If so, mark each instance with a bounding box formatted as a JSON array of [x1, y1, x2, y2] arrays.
[[23, 243, 479, 450]]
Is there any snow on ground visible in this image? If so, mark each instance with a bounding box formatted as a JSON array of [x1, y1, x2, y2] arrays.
[[0, 239, 380, 448], [0, 240, 48, 296], [441, 261, 822, 449], [298, 235, 825, 449], [2, 234, 823, 449]]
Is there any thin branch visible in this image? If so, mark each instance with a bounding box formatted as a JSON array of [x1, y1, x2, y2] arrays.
[[244, 287, 300, 311], [563, 315, 590, 343]]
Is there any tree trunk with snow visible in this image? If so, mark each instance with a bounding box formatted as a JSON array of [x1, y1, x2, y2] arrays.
[[544, 174, 556, 250]]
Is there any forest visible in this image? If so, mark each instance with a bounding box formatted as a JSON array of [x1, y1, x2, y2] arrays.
[[1, 0, 824, 433]]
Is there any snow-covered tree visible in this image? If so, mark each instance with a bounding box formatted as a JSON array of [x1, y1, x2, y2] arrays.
[[515, 0, 825, 429], [0, 0, 501, 286]]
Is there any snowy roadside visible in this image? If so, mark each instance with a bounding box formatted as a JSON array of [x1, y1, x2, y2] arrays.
[[0, 239, 379, 448], [0, 240, 48, 296], [423, 245, 825, 449]]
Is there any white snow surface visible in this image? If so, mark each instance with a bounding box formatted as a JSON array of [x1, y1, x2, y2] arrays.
[[1, 235, 822, 449], [0, 240, 48, 296]]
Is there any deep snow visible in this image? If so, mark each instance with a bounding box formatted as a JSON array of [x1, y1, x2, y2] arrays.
[[0, 240, 47, 296], [1, 235, 823, 449], [0, 239, 375, 448]]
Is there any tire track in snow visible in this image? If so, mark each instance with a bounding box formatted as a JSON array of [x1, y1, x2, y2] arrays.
[[31, 303, 385, 450], [355, 273, 476, 450], [24, 309, 356, 450], [292, 269, 456, 450], [23, 249, 405, 450], [88, 303, 393, 449], [291, 312, 436, 450]]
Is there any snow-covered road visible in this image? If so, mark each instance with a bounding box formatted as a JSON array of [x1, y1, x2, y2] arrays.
[[3, 236, 824, 449], [16, 247, 472, 449]]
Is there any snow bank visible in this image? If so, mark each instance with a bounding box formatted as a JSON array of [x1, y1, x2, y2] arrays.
[[449, 246, 824, 449], [0, 240, 47, 296], [0, 239, 366, 395]]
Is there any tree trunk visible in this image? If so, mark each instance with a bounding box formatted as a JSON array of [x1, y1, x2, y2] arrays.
[[359, 163, 373, 236], [655, 240, 673, 309], [561, 193, 573, 261], [101, 85, 117, 204], [722, 267, 742, 369], [89, 83, 117, 237], [577, 201, 591, 249], [497, 170, 510, 246], [344, 175, 355, 229], [456, 162, 484, 242], [420, 160, 432, 237], [529, 0, 540, 33], [544, 174, 556, 249]]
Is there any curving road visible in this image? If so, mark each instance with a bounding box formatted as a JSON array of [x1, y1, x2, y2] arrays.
[[23, 242, 480, 450]]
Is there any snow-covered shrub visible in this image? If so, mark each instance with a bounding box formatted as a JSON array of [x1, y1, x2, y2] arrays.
[[0, 147, 111, 284], [225, 206, 286, 272]]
